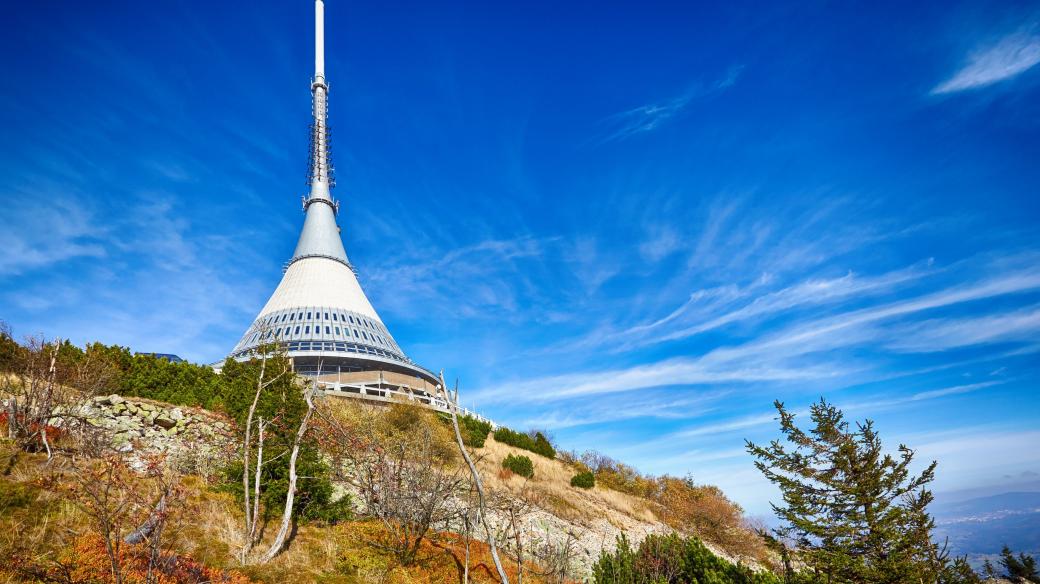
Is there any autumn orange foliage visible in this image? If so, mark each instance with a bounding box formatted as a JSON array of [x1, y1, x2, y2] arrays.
[[10, 534, 254, 584]]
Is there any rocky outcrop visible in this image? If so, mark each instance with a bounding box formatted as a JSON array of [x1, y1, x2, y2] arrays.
[[79, 394, 236, 477]]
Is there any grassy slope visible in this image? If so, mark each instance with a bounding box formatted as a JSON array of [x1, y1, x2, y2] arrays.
[[0, 440, 534, 584], [0, 393, 769, 583]]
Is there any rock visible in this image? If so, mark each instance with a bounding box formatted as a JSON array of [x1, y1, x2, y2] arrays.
[[153, 415, 177, 429], [170, 408, 184, 421], [112, 403, 127, 414], [109, 394, 124, 405], [139, 403, 156, 412]]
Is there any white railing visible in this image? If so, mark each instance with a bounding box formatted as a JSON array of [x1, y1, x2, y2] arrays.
[[318, 380, 496, 428]]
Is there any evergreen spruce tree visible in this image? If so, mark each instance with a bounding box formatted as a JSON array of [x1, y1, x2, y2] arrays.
[[747, 398, 976, 583], [999, 546, 1040, 583]]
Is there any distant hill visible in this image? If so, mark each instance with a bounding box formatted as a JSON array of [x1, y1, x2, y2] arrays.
[[932, 490, 1040, 568]]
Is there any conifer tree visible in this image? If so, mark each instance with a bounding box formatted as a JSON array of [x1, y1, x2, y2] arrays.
[[999, 546, 1040, 583], [746, 398, 975, 583]]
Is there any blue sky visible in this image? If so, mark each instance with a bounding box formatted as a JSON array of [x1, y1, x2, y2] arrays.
[[2, 1, 1039, 516]]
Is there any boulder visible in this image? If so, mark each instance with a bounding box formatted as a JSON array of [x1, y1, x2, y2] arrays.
[[153, 415, 177, 429], [170, 408, 184, 421]]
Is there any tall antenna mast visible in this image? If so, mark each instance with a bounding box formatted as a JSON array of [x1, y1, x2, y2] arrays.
[[307, 0, 336, 209]]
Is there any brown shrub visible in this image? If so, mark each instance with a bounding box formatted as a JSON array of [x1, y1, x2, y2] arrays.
[[10, 534, 255, 583], [650, 476, 767, 560]]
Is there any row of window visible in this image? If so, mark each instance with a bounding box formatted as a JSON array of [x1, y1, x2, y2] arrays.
[[241, 306, 402, 355], [235, 340, 405, 362], [247, 324, 392, 350], [259, 309, 380, 331]]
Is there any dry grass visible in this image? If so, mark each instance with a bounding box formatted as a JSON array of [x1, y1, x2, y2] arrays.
[[0, 438, 556, 584], [478, 435, 659, 526]]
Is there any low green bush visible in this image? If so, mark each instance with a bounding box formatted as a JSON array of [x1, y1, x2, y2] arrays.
[[593, 533, 781, 584], [502, 453, 534, 478], [493, 427, 556, 458], [571, 470, 595, 489], [438, 414, 493, 447], [121, 354, 228, 409], [0, 480, 39, 513]]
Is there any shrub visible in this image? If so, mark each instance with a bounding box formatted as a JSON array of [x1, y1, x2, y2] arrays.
[[502, 453, 534, 479], [0, 480, 38, 513], [570, 471, 595, 489], [493, 426, 556, 458], [121, 354, 228, 409], [651, 475, 765, 558], [439, 413, 492, 448], [592, 533, 781, 584], [460, 415, 493, 447], [579, 450, 654, 497]]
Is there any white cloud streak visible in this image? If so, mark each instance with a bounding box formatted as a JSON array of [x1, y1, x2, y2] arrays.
[[476, 264, 1040, 404], [933, 28, 1040, 94], [599, 66, 743, 142]]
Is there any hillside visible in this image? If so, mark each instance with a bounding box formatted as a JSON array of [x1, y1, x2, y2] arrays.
[[0, 366, 774, 584], [4, 336, 1008, 584]]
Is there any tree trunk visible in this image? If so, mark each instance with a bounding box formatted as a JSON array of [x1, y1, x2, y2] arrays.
[[250, 418, 265, 545], [261, 382, 315, 562], [240, 351, 268, 562], [124, 494, 168, 545], [439, 372, 509, 584]]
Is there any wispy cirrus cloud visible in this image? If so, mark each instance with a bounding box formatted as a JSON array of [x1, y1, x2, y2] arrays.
[[599, 66, 743, 142], [886, 306, 1040, 353], [932, 26, 1040, 94], [0, 193, 108, 276], [475, 259, 1040, 404]]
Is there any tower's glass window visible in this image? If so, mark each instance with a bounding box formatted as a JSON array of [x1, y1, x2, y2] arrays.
[[324, 312, 329, 320], [295, 326, 300, 334], [333, 314, 338, 321], [353, 329, 359, 338], [290, 313, 295, 321], [348, 316, 354, 324], [335, 327, 340, 335], [284, 327, 290, 335], [305, 326, 310, 334], [307, 312, 312, 320], [325, 326, 330, 334]]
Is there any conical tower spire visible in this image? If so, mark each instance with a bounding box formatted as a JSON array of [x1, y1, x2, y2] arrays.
[[227, 0, 437, 389], [291, 0, 349, 268]]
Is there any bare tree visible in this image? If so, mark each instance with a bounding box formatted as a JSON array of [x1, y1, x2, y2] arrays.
[[439, 372, 510, 584], [123, 455, 185, 584], [238, 334, 289, 563], [319, 398, 468, 566], [2, 334, 122, 461], [528, 524, 581, 584], [261, 375, 317, 562], [4, 335, 61, 460]]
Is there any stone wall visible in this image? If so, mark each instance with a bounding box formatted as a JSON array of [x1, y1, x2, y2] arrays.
[[79, 394, 236, 477]]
